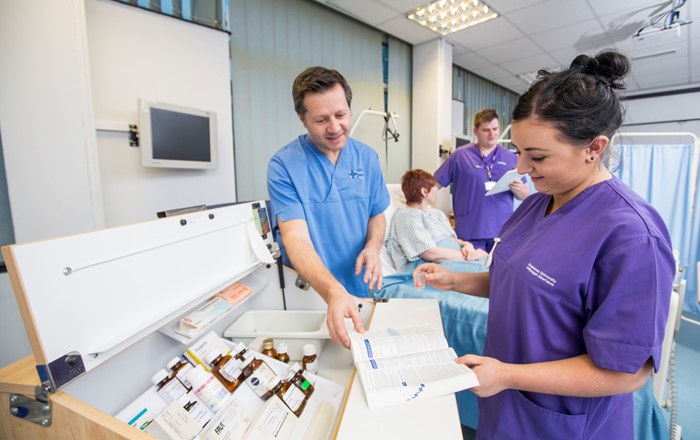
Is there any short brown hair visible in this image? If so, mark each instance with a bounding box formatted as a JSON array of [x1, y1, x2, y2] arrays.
[[292, 67, 352, 117], [401, 169, 437, 204], [474, 109, 498, 129]]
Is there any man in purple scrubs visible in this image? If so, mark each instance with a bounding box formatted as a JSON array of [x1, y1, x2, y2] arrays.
[[416, 51, 675, 439], [433, 109, 528, 252]]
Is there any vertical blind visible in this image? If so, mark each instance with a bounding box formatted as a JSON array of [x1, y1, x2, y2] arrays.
[[229, 0, 412, 201], [452, 65, 519, 137]]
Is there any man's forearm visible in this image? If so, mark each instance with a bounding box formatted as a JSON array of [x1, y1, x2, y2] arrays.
[[285, 237, 346, 302], [364, 213, 386, 252]]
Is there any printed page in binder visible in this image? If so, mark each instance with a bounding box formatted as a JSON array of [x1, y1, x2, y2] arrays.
[[348, 324, 479, 409]]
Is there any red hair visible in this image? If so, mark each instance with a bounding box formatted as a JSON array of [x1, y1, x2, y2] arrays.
[[401, 169, 437, 204]]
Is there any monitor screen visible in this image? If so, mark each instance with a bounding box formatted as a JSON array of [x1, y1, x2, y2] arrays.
[[139, 99, 218, 170], [452, 133, 470, 150]]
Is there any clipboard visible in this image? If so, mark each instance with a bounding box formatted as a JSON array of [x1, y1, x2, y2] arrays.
[[485, 169, 524, 196]]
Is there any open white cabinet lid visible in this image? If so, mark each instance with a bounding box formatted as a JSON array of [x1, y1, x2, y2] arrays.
[[3, 201, 275, 390]]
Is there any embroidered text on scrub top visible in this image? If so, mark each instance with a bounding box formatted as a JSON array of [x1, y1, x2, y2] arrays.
[[526, 262, 558, 287]]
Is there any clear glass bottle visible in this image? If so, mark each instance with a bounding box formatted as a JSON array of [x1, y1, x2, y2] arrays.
[[261, 338, 278, 358], [151, 368, 189, 403], [275, 363, 314, 416], [302, 343, 318, 375], [166, 356, 193, 390], [276, 342, 290, 364], [235, 345, 282, 400], [184, 364, 230, 413], [204, 348, 242, 393]]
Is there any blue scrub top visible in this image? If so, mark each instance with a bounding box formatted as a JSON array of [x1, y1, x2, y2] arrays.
[[267, 134, 389, 297], [477, 177, 675, 439], [434, 144, 519, 241]]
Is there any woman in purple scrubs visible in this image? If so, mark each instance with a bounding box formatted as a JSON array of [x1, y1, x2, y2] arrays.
[[416, 50, 675, 439]]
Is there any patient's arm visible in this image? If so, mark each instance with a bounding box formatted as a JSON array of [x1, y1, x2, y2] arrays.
[[455, 239, 489, 261], [419, 246, 464, 262]]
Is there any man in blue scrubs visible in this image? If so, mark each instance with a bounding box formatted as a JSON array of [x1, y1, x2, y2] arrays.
[[268, 67, 389, 348]]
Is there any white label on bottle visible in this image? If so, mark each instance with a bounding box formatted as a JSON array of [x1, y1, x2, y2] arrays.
[[158, 378, 188, 403], [245, 362, 280, 398], [195, 374, 230, 412], [304, 359, 318, 375], [282, 385, 305, 412], [220, 359, 243, 383]]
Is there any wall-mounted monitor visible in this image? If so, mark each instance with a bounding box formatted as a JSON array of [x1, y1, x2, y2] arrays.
[[138, 99, 218, 170], [452, 133, 471, 150]]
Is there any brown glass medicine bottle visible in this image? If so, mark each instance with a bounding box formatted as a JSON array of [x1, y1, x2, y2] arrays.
[[276, 342, 290, 364], [234, 343, 282, 400], [167, 356, 193, 390], [261, 338, 278, 358], [302, 343, 318, 374], [204, 348, 242, 393], [275, 363, 315, 416]]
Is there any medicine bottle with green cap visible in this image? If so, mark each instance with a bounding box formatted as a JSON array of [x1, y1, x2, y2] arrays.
[[275, 363, 315, 416]]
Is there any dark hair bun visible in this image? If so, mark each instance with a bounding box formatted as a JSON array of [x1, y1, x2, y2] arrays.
[[570, 51, 630, 89]]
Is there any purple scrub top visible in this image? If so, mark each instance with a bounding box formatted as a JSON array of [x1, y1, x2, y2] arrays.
[[477, 177, 675, 440], [433, 144, 519, 241]]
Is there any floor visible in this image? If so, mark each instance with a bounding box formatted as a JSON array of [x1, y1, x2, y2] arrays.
[[460, 312, 700, 440]]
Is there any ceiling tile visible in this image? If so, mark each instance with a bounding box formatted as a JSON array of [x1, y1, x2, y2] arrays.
[[453, 51, 492, 70], [486, 0, 548, 15], [321, 0, 398, 26], [505, 0, 596, 33], [378, 15, 441, 45], [585, 0, 667, 18], [530, 19, 607, 52], [315, 0, 700, 94], [446, 17, 525, 51], [499, 53, 560, 76], [475, 38, 542, 64], [469, 63, 511, 80]]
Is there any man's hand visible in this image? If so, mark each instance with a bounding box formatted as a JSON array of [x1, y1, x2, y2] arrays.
[[356, 248, 383, 291], [326, 291, 364, 349]]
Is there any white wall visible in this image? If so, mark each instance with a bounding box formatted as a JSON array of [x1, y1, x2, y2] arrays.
[[0, 0, 236, 368], [87, 0, 236, 227], [0, 0, 103, 244], [625, 91, 700, 134]]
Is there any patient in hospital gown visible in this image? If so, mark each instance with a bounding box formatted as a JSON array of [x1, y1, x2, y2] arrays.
[[385, 169, 487, 273]]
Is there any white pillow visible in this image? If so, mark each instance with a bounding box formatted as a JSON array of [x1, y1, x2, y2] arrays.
[[381, 184, 407, 275]]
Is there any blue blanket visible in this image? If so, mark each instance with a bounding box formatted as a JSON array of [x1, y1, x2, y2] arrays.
[[373, 260, 669, 439]]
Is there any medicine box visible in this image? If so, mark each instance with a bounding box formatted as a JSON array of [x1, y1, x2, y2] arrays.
[[223, 310, 328, 361]]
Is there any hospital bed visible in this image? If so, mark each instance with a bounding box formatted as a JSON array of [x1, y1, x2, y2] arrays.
[[375, 184, 674, 439]]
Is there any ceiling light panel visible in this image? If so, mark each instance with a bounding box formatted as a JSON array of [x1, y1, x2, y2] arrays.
[[406, 0, 498, 36]]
